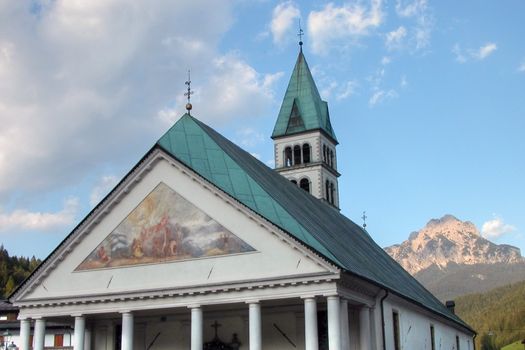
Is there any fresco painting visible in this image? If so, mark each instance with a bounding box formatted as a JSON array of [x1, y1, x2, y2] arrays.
[[76, 182, 255, 270]]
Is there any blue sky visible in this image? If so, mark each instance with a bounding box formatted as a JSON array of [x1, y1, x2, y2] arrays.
[[0, 0, 523, 259]]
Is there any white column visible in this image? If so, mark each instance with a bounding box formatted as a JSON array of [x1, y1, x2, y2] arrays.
[[327, 296, 341, 350], [191, 307, 203, 350], [340, 299, 350, 350], [304, 298, 319, 350], [74, 315, 86, 350], [121, 312, 134, 350], [359, 306, 371, 350], [20, 319, 31, 350], [84, 324, 92, 350], [34, 318, 46, 350], [249, 302, 262, 350]]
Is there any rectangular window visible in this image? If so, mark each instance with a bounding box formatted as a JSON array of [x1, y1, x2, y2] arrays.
[[54, 334, 64, 347], [393, 311, 401, 350], [430, 325, 436, 350], [456, 335, 460, 350]]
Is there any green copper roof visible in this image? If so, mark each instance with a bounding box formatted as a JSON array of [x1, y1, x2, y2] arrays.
[[157, 113, 472, 333], [272, 50, 337, 142]]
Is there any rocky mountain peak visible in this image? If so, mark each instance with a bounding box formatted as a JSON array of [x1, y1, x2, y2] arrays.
[[385, 215, 523, 274]]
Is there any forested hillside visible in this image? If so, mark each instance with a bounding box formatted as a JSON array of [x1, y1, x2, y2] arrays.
[[455, 281, 525, 350], [0, 245, 41, 298]]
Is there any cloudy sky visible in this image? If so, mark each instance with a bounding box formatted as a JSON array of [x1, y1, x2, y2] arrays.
[[1, 0, 524, 258]]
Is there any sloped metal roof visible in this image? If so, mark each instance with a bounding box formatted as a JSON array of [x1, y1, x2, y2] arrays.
[[271, 50, 337, 142], [158, 113, 473, 333]]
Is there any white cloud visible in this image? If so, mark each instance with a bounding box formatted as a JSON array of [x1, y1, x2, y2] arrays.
[[369, 89, 398, 106], [519, 60, 525, 73], [395, 0, 427, 17], [90, 175, 119, 207], [307, 0, 383, 54], [385, 26, 407, 50], [452, 43, 467, 63], [336, 80, 359, 100], [481, 216, 516, 240], [236, 128, 265, 148], [0, 197, 79, 232], [453, 42, 497, 63], [270, 1, 301, 45], [473, 43, 497, 60], [0, 1, 284, 212], [400, 75, 408, 88], [381, 56, 391, 65]]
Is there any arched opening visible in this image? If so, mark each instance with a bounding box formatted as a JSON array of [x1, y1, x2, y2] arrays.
[[284, 147, 292, 167], [329, 149, 334, 168], [323, 145, 327, 163], [293, 145, 302, 165], [325, 180, 330, 203], [330, 182, 335, 205], [290, 179, 297, 185], [299, 178, 310, 193], [302, 144, 311, 164]]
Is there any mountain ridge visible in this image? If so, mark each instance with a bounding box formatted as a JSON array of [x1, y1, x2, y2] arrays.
[[385, 214, 523, 275]]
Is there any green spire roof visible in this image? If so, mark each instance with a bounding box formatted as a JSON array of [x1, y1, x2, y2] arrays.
[[272, 50, 337, 142]]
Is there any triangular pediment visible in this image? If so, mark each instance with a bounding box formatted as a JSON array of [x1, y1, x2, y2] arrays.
[[76, 182, 254, 271], [12, 151, 335, 303]]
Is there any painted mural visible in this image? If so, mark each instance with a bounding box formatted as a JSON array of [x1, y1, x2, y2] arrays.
[[76, 182, 255, 270]]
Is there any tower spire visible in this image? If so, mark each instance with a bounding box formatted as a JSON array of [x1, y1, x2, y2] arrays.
[[184, 69, 194, 115], [298, 19, 304, 50]]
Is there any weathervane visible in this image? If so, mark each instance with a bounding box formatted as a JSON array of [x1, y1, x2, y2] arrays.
[[298, 19, 304, 48], [184, 69, 194, 114], [362, 211, 367, 229]]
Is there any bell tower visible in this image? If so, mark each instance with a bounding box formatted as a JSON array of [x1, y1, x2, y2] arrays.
[[272, 45, 340, 209]]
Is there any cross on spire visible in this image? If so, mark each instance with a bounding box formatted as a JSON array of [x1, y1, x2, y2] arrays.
[[184, 69, 194, 114], [298, 19, 304, 48], [361, 211, 367, 229]]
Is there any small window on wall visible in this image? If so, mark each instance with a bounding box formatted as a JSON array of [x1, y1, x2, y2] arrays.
[[290, 179, 297, 185], [284, 147, 292, 167], [456, 335, 460, 350], [430, 325, 436, 350], [393, 311, 401, 350], [300, 178, 310, 193], [323, 145, 327, 163]]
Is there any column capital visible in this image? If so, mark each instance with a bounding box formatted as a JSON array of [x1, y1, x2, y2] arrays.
[[245, 300, 260, 305], [119, 310, 133, 314], [71, 313, 84, 318], [301, 295, 317, 300], [187, 304, 201, 309]]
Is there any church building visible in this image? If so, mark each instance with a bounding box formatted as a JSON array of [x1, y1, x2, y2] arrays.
[[10, 45, 475, 350]]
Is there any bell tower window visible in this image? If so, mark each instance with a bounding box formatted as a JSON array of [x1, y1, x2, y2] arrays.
[[293, 145, 302, 165], [284, 147, 292, 167], [303, 143, 311, 163], [299, 178, 310, 193]]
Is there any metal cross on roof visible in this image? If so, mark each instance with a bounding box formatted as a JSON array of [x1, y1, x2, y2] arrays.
[[298, 20, 304, 47], [362, 211, 367, 229], [184, 69, 194, 114]]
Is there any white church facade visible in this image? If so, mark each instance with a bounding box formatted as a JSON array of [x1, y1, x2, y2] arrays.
[[10, 47, 475, 350]]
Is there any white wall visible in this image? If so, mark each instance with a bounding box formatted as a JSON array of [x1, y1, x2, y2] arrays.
[[383, 296, 473, 350]]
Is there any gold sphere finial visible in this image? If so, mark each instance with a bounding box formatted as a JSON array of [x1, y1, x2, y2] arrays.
[[186, 103, 192, 112]]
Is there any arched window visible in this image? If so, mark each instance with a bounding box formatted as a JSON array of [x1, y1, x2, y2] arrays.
[[302, 144, 311, 164], [293, 145, 301, 165], [330, 182, 335, 205], [284, 147, 292, 167], [299, 178, 310, 193], [329, 149, 334, 168], [325, 180, 330, 203], [323, 145, 327, 163], [290, 179, 297, 185]]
